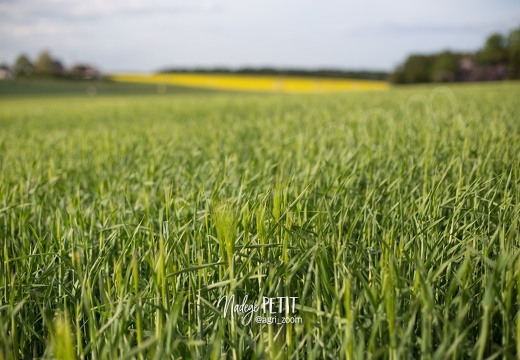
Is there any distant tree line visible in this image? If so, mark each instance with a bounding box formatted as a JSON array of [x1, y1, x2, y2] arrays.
[[159, 67, 389, 81], [392, 26, 520, 83], [3, 50, 101, 80]]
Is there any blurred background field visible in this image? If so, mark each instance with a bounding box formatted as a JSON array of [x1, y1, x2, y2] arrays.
[[0, 78, 215, 97], [109, 73, 390, 93]]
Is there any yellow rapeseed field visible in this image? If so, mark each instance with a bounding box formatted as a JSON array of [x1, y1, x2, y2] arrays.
[[110, 73, 389, 93]]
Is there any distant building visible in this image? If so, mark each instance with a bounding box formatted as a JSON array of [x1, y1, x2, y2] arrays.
[[69, 64, 101, 79], [458, 56, 509, 82], [0, 65, 14, 80], [458, 56, 476, 82]]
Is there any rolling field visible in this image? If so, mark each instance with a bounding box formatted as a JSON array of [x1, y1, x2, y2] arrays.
[[0, 78, 215, 97], [110, 73, 390, 93], [0, 82, 519, 359]]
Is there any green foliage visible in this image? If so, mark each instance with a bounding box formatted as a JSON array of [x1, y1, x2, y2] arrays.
[[34, 50, 55, 77], [401, 55, 435, 83], [432, 51, 459, 82], [508, 27, 520, 78], [13, 54, 34, 77], [392, 53, 464, 84], [51, 313, 76, 360], [392, 26, 520, 83], [393, 53, 463, 84], [478, 33, 508, 65], [0, 83, 519, 359]]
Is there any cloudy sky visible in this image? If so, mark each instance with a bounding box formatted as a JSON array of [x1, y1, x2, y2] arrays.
[[1, 0, 519, 72]]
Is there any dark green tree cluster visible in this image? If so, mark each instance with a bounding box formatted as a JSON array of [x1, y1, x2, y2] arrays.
[[506, 28, 520, 76], [13, 54, 34, 76], [12, 50, 64, 77], [392, 26, 520, 83], [391, 51, 462, 84]]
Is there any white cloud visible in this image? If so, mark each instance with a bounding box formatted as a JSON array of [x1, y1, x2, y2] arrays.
[[201, 0, 218, 12], [0, 0, 188, 21], [0, 20, 66, 38]]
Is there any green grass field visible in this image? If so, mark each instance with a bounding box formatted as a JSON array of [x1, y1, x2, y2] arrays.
[[0, 81, 519, 359], [0, 78, 214, 97]]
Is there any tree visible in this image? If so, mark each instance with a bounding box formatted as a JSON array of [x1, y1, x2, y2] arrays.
[[34, 50, 54, 76], [402, 55, 434, 83], [432, 51, 459, 82], [13, 54, 34, 76], [390, 68, 406, 84], [478, 33, 508, 65], [508, 27, 520, 78]]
